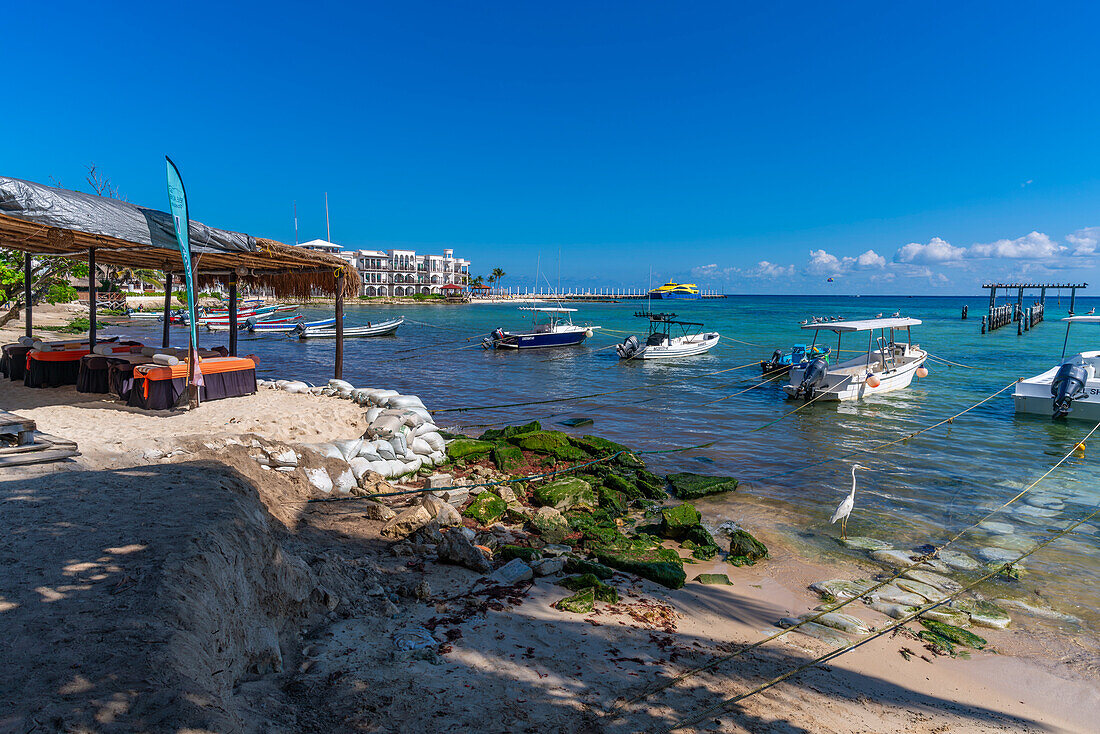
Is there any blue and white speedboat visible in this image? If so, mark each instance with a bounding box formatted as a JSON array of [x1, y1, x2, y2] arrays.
[[483, 307, 598, 350]]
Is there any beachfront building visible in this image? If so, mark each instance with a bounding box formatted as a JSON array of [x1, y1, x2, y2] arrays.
[[295, 240, 471, 296]]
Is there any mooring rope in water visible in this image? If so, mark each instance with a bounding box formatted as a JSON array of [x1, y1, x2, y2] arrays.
[[431, 360, 768, 415], [747, 375, 854, 432], [925, 352, 976, 369], [751, 381, 1018, 483], [604, 420, 1099, 720], [661, 504, 1100, 731], [298, 440, 716, 504]]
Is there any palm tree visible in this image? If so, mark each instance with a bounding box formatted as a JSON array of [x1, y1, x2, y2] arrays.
[[491, 267, 505, 295]]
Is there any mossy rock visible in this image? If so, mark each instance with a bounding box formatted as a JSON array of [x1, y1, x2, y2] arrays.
[[480, 421, 543, 441], [667, 472, 739, 499], [510, 429, 571, 454], [597, 487, 628, 516], [558, 574, 619, 603], [446, 439, 495, 461], [500, 545, 541, 563], [919, 619, 986, 649], [462, 492, 507, 525], [555, 586, 595, 613], [917, 630, 958, 655], [603, 473, 642, 501], [634, 469, 668, 500], [492, 443, 524, 474], [660, 503, 701, 538], [594, 545, 686, 589], [695, 573, 733, 585], [531, 507, 570, 544], [727, 529, 768, 567], [681, 530, 721, 561], [533, 477, 596, 511], [562, 557, 615, 580], [569, 435, 630, 456]]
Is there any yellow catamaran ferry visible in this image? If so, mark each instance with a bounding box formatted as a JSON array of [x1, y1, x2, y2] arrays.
[[646, 282, 701, 300]]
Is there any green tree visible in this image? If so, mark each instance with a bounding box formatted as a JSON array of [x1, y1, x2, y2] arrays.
[[491, 267, 505, 293], [0, 253, 88, 327]]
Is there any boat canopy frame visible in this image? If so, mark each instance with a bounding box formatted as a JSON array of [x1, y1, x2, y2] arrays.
[[806, 318, 917, 375]]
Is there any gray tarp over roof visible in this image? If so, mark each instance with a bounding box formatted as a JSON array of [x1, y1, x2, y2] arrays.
[[0, 176, 255, 255]]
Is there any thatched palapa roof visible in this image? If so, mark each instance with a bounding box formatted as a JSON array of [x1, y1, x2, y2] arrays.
[[0, 175, 358, 299]]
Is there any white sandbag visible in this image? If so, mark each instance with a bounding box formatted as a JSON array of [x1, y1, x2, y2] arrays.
[[152, 353, 180, 366], [308, 386, 324, 395], [407, 407, 433, 424], [356, 445, 382, 462], [402, 456, 423, 474], [387, 394, 426, 410], [140, 346, 157, 356], [348, 457, 372, 480], [369, 415, 403, 438], [337, 387, 354, 399], [403, 448, 417, 461], [274, 380, 290, 389], [420, 432, 446, 453], [428, 450, 445, 466], [329, 378, 354, 390], [284, 381, 310, 394], [389, 434, 408, 456], [368, 389, 399, 406], [364, 407, 383, 424], [409, 437, 433, 456], [383, 459, 407, 478], [313, 443, 343, 460], [372, 440, 396, 460], [333, 438, 363, 461], [412, 423, 439, 437]]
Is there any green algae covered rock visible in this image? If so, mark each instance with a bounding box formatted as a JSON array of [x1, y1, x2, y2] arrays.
[[500, 545, 541, 563], [570, 435, 630, 456], [558, 574, 619, 602], [727, 528, 768, 567], [562, 557, 615, 580], [479, 421, 542, 442], [920, 619, 987, 649], [492, 443, 525, 474], [695, 573, 733, 585], [510, 429, 569, 452], [446, 439, 495, 461], [533, 477, 596, 511], [531, 506, 570, 543], [633, 469, 668, 500], [463, 492, 507, 525], [837, 536, 892, 552], [555, 586, 596, 613], [597, 486, 628, 516], [595, 545, 686, 589], [660, 503, 702, 538], [667, 472, 739, 499], [950, 599, 1011, 629], [681, 525, 721, 560], [603, 473, 642, 501]]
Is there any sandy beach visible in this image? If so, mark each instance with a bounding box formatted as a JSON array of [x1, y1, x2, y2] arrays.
[[1, 367, 1097, 734]]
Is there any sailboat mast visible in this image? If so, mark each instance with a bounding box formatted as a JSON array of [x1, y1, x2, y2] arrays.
[[325, 192, 331, 242]]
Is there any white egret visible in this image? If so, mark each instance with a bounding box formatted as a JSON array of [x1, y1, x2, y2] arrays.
[[831, 464, 866, 539]]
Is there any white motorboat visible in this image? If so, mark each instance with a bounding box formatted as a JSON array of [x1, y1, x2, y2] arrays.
[[124, 310, 162, 320], [296, 317, 403, 339], [782, 317, 927, 401], [616, 312, 720, 360], [1014, 316, 1100, 420]]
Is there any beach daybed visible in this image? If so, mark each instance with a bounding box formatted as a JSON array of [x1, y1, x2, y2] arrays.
[[127, 356, 257, 410], [76, 346, 228, 395], [23, 341, 142, 389]]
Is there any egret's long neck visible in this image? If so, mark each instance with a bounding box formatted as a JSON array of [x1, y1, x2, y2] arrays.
[[849, 469, 858, 498]]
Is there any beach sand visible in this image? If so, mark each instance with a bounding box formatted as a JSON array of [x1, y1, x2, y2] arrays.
[[0, 374, 1097, 732]]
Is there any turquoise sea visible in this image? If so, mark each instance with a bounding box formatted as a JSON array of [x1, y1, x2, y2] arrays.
[[115, 295, 1100, 631]]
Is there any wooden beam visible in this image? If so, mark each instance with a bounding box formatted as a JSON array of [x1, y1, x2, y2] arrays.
[[23, 254, 31, 338], [229, 273, 238, 357], [162, 272, 173, 348], [334, 272, 344, 379], [88, 248, 96, 351]]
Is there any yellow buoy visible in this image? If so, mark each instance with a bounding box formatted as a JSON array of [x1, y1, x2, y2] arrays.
[[1076, 442, 1086, 452]]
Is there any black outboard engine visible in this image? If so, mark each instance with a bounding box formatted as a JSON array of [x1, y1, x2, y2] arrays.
[[797, 357, 829, 399], [617, 335, 640, 359], [761, 349, 784, 374], [1051, 362, 1089, 419], [482, 327, 505, 350]]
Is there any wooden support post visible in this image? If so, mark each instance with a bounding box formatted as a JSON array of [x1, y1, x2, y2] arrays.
[[981, 315, 986, 334], [1070, 287, 1077, 315], [228, 274, 238, 357], [1040, 287, 1046, 305], [334, 273, 344, 379], [23, 253, 32, 338], [88, 248, 97, 350], [989, 286, 996, 311], [162, 272, 172, 348], [1016, 288, 1023, 321]]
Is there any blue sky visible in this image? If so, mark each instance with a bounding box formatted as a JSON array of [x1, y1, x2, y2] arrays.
[[3, 1, 1099, 294]]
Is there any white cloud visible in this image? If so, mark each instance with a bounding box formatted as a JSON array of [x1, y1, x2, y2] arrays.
[[967, 231, 1061, 259], [807, 248, 885, 275], [748, 261, 796, 278], [894, 237, 967, 264], [1067, 227, 1100, 256]]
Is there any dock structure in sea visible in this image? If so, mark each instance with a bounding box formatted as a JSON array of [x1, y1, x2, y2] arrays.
[[507, 289, 726, 302], [980, 282, 1087, 334]]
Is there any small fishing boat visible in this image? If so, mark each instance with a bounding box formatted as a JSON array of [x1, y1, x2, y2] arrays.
[[483, 307, 598, 350], [248, 316, 334, 333], [1015, 316, 1100, 420], [646, 282, 700, 300], [782, 316, 927, 401], [760, 344, 831, 375], [296, 317, 403, 339], [615, 312, 720, 360]]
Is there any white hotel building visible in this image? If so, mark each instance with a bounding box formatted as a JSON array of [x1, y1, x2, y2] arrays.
[[297, 239, 471, 297]]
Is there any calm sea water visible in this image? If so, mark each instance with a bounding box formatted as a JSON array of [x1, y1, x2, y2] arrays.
[[111, 295, 1100, 629]]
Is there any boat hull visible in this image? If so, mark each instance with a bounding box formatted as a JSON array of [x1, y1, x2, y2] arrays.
[[298, 318, 403, 339], [626, 332, 720, 359], [646, 292, 700, 300], [783, 348, 926, 401], [493, 330, 588, 349], [1014, 353, 1100, 421]]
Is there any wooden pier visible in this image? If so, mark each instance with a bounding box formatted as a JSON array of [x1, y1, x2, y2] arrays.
[[502, 289, 726, 302], [979, 282, 1085, 334]]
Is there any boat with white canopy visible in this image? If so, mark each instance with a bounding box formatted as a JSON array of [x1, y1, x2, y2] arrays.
[[483, 307, 598, 350], [782, 316, 927, 401], [615, 312, 720, 360], [1015, 315, 1100, 420]]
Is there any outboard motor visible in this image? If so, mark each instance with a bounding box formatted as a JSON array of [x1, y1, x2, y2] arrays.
[[482, 328, 506, 350], [1051, 362, 1089, 419], [762, 349, 783, 373], [616, 335, 640, 359], [797, 357, 829, 399]]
